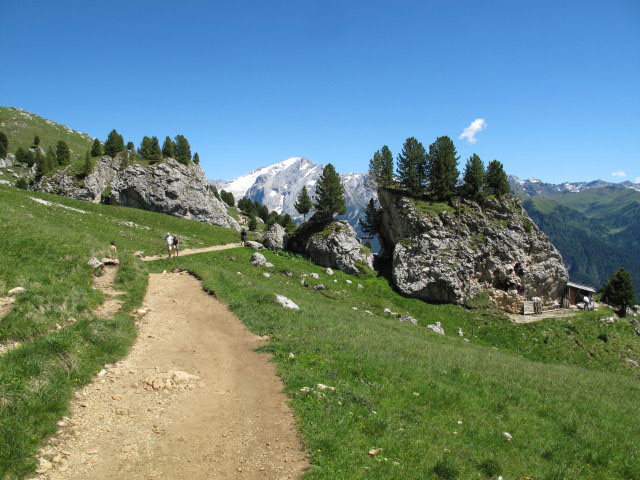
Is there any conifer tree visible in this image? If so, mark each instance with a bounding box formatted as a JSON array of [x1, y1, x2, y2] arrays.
[[126, 141, 135, 151], [461, 154, 486, 202], [44, 146, 57, 172], [56, 140, 71, 166], [294, 186, 313, 220], [33, 135, 40, 146], [359, 199, 382, 239], [34, 148, 45, 175], [220, 189, 235, 207], [0, 132, 7, 158], [486, 160, 510, 197], [193, 152, 200, 164], [426, 136, 459, 202], [248, 215, 258, 232], [396, 137, 427, 196], [162, 136, 175, 158], [82, 149, 93, 176], [91, 138, 102, 157], [149, 136, 162, 162], [368, 145, 394, 188], [104, 129, 124, 156], [138, 136, 152, 159], [174, 135, 191, 165], [314, 163, 345, 220], [601, 268, 636, 316]]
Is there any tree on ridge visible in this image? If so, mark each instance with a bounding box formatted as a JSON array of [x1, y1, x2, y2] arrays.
[[314, 163, 345, 221], [294, 186, 313, 220]]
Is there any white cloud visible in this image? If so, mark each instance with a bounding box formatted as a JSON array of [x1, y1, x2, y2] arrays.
[[611, 170, 627, 177], [459, 119, 487, 144], [635, 177, 640, 184]]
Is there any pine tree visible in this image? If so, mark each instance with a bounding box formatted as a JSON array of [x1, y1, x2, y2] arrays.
[[15, 147, 29, 165], [248, 215, 258, 232], [396, 137, 427, 197], [149, 136, 162, 162], [56, 140, 71, 166], [193, 152, 200, 164], [138, 136, 152, 159], [359, 199, 382, 239], [104, 129, 125, 157], [0, 131, 8, 156], [294, 186, 313, 220], [44, 146, 57, 173], [314, 163, 345, 220], [34, 149, 45, 175], [126, 141, 135, 152], [33, 135, 40, 146], [220, 190, 235, 207], [91, 138, 102, 156], [486, 160, 510, 197], [174, 135, 191, 165], [426, 136, 459, 202], [461, 154, 486, 202], [602, 268, 636, 315], [82, 149, 93, 176], [162, 136, 175, 158], [367, 145, 394, 188]]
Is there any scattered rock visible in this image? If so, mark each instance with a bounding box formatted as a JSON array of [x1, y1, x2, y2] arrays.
[[264, 262, 274, 268], [310, 273, 320, 279], [35, 458, 52, 474], [398, 315, 417, 325], [600, 316, 616, 323], [170, 370, 201, 384], [300, 279, 308, 287], [137, 308, 148, 315], [245, 240, 264, 250], [383, 308, 397, 315], [316, 383, 335, 391], [251, 252, 268, 267], [263, 272, 271, 278], [368, 448, 381, 456], [283, 271, 293, 277], [457, 327, 464, 337], [503, 432, 512, 441], [101, 257, 120, 265], [626, 358, 639, 368], [325, 268, 334, 275], [299, 387, 311, 393], [262, 223, 288, 250], [412, 392, 420, 396], [288, 352, 295, 359], [357, 284, 364, 289], [313, 284, 325, 291], [426, 322, 445, 335], [88, 257, 104, 269], [345, 279, 352, 284], [7, 287, 25, 296], [133, 250, 145, 257], [275, 294, 299, 310]]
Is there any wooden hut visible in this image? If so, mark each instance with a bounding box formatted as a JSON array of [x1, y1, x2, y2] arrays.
[[562, 281, 596, 308]]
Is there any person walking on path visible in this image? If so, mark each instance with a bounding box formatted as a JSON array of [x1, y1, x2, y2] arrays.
[[173, 235, 180, 256], [109, 241, 117, 258], [240, 229, 247, 246], [165, 232, 173, 258]]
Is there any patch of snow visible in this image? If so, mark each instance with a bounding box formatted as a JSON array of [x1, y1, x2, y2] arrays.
[[30, 197, 89, 214]]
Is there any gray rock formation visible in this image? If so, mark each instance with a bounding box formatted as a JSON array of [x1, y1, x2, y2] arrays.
[[378, 188, 568, 313], [305, 221, 373, 275], [35, 156, 238, 230], [262, 223, 287, 250]]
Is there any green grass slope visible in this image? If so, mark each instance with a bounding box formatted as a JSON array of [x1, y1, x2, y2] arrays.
[[0, 107, 95, 163], [2, 184, 639, 479], [150, 249, 640, 480], [523, 188, 640, 296], [0, 185, 238, 477]]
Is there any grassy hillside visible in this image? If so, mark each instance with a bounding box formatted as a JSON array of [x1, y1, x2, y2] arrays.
[[0, 186, 238, 477], [522, 187, 640, 295], [1, 184, 639, 479], [0, 107, 95, 163]]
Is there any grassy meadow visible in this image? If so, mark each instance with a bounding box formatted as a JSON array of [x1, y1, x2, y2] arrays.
[[0, 185, 238, 477], [1, 184, 639, 479]]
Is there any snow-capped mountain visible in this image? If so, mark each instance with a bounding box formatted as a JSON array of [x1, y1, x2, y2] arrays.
[[212, 157, 375, 235], [509, 175, 640, 196]]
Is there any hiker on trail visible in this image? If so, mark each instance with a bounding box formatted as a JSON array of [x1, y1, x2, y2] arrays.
[[109, 241, 117, 257], [240, 229, 247, 246], [173, 235, 180, 256], [165, 232, 173, 258]]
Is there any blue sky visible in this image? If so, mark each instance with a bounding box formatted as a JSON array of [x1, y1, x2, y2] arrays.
[[2, 0, 639, 183]]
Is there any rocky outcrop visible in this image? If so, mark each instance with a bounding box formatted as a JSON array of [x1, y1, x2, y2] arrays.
[[377, 188, 568, 312], [262, 223, 287, 250], [305, 221, 373, 275], [35, 156, 239, 230]]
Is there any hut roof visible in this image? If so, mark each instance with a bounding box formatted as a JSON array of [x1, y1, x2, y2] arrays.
[[567, 281, 596, 293]]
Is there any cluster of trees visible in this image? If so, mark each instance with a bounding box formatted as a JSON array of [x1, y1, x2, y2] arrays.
[[368, 135, 510, 202], [601, 268, 636, 316], [0, 132, 9, 158], [91, 130, 199, 166], [292, 164, 346, 224], [236, 196, 296, 232]]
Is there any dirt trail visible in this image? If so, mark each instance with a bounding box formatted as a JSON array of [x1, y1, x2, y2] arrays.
[[92, 265, 125, 319], [140, 243, 243, 262], [508, 309, 579, 324], [35, 271, 308, 479]]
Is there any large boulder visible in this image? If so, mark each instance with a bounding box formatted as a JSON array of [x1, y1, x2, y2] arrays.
[[305, 221, 373, 275], [262, 223, 288, 250], [377, 189, 568, 313], [34, 157, 239, 230]]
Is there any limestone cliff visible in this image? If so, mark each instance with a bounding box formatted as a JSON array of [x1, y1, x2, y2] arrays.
[[377, 188, 568, 312], [35, 156, 239, 230]]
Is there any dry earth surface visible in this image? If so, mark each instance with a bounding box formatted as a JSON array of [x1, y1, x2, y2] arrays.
[[140, 243, 243, 262], [31, 270, 308, 479]]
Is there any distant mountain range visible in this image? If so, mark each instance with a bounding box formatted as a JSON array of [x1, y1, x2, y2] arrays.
[[212, 157, 375, 240], [509, 175, 640, 196]]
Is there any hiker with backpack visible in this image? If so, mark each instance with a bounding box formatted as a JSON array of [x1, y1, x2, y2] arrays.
[[173, 234, 180, 256], [165, 232, 173, 258]]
